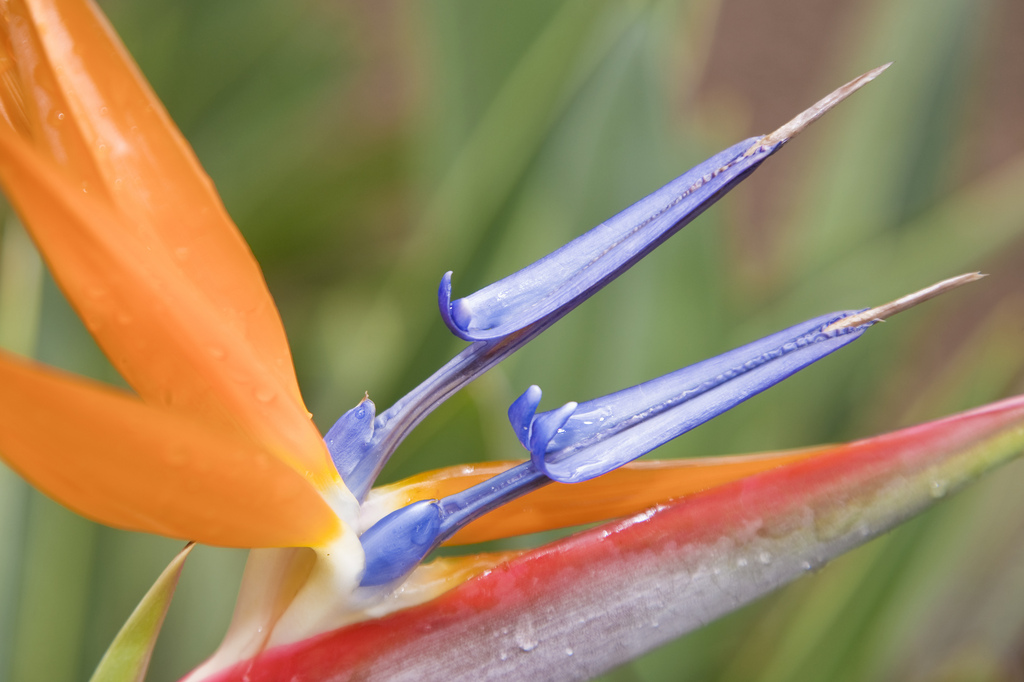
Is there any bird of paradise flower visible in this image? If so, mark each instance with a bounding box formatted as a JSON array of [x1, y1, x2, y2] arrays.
[[0, 2, 1023, 682]]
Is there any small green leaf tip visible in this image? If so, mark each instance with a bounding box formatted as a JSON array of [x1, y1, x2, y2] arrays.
[[89, 542, 194, 682]]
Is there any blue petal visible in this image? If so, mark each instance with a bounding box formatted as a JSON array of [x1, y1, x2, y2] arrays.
[[524, 311, 866, 483], [332, 137, 787, 499], [358, 309, 873, 586], [439, 137, 778, 341], [324, 395, 377, 493]]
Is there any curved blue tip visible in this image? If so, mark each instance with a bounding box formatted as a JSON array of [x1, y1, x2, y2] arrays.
[[520, 312, 869, 484], [438, 271, 476, 341], [507, 385, 542, 448], [434, 137, 777, 343]]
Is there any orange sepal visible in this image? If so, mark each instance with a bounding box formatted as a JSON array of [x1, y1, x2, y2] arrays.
[[2, 0, 303, 410], [370, 450, 822, 546], [0, 350, 340, 548], [0, 120, 335, 482]]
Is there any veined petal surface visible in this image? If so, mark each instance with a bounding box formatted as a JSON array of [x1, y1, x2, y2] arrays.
[[0, 121, 335, 480], [205, 394, 1024, 681], [438, 138, 769, 341], [0, 0, 317, 458], [0, 350, 340, 547], [362, 449, 822, 546]]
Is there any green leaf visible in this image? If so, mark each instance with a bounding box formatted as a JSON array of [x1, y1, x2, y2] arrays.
[[89, 543, 194, 682]]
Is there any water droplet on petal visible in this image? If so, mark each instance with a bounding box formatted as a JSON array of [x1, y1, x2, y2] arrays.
[[758, 551, 772, 565], [930, 479, 948, 498], [565, 648, 574, 657], [736, 557, 748, 568], [514, 618, 538, 652], [57, 112, 65, 120], [255, 387, 275, 403]]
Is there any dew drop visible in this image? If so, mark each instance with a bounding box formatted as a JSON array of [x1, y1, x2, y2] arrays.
[[255, 387, 275, 403], [758, 551, 772, 565], [99, 106, 108, 115], [174, 246, 189, 260], [565, 648, 574, 657], [801, 560, 813, 572], [736, 557, 748, 568], [930, 479, 948, 498], [499, 652, 508, 662], [514, 618, 538, 652], [114, 178, 123, 189], [57, 112, 65, 120]]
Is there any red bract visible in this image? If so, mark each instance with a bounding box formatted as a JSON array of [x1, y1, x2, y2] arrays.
[[207, 395, 1024, 682]]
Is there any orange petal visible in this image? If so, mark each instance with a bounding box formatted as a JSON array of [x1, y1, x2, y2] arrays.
[[368, 450, 823, 546], [0, 350, 340, 547], [0, 125, 335, 482], [2, 0, 306, 414]]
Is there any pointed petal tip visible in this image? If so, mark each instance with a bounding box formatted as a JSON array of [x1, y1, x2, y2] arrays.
[[748, 62, 893, 153], [823, 272, 984, 332]]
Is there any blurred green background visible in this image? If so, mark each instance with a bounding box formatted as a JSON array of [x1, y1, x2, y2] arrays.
[[1, 0, 1023, 680]]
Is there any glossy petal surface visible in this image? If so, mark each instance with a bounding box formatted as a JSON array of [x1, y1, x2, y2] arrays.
[[516, 312, 863, 483], [0, 0, 337, 481], [0, 123, 334, 481], [0, 350, 340, 547], [364, 449, 821, 546], [438, 138, 774, 342], [3, 0, 302, 408], [206, 394, 1024, 681]]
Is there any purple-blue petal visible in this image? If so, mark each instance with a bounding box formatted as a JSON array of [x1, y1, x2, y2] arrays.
[[523, 311, 867, 483], [325, 396, 378, 496], [439, 137, 776, 341], [360, 309, 872, 586]]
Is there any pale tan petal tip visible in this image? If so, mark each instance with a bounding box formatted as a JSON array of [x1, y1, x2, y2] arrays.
[[823, 272, 985, 333], [745, 62, 893, 156]]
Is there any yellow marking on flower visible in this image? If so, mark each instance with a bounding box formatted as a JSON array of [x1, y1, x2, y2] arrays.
[[367, 449, 826, 546]]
